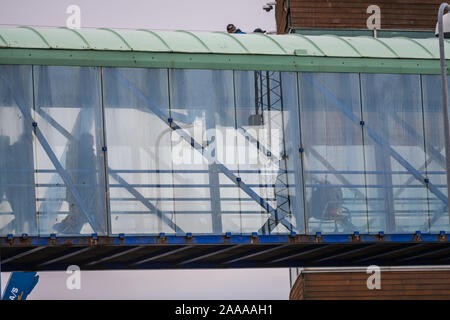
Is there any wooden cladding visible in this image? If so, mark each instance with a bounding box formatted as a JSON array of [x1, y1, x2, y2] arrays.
[[290, 270, 450, 300], [280, 0, 442, 32], [276, 0, 290, 34]]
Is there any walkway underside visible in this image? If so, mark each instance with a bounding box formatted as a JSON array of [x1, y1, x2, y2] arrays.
[[1, 234, 449, 271]]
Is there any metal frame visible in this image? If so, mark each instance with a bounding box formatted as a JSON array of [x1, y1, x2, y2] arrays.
[[130, 246, 192, 266], [355, 243, 426, 263], [1, 233, 448, 246], [37, 247, 92, 267], [0, 233, 448, 271], [224, 244, 290, 264], [268, 245, 330, 264], [1, 247, 46, 264], [312, 244, 379, 263], [177, 245, 241, 265], [399, 246, 450, 262], [85, 247, 143, 266]]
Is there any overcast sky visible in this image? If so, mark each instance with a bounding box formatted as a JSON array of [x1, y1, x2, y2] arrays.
[[0, 0, 288, 300], [1, 268, 290, 300], [0, 0, 277, 32]]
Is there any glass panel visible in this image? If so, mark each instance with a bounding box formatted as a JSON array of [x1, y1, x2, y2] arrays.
[[103, 67, 175, 235], [169, 69, 235, 234], [0, 65, 37, 236], [421, 75, 450, 232], [298, 72, 367, 234], [361, 74, 428, 233], [34, 66, 107, 235], [234, 71, 299, 234], [234, 70, 272, 234], [281, 72, 305, 234]]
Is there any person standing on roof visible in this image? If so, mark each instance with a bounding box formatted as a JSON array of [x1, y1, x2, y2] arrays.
[[226, 24, 246, 34]]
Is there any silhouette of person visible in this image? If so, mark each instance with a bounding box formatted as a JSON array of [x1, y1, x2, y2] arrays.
[[310, 179, 356, 233], [54, 132, 99, 234], [2, 132, 36, 234]]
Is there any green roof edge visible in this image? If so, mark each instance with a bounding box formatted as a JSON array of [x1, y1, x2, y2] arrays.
[[0, 48, 447, 75]]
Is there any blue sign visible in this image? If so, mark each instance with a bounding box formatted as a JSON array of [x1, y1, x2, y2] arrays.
[[2, 272, 39, 300]]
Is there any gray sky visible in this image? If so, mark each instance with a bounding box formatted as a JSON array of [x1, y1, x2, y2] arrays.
[[2, 269, 289, 300], [0, 0, 276, 32], [0, 0, 288, 300]]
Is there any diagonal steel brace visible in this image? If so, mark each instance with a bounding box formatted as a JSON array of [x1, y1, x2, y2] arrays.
[[112, 69, 295, 232]]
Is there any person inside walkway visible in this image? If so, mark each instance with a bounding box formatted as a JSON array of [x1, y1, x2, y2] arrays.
[[53, 132, 99, 234], [0, 132, 37, 235], [310, 179, 356, 233], [226, 24, 246, 34]]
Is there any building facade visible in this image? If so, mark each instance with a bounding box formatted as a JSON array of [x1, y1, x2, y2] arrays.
[[276, 0, 442, 37]]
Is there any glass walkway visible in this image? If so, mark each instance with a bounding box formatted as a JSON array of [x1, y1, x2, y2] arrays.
[[0, 27, 449, 270]]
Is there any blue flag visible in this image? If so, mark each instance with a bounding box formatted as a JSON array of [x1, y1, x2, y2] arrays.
[[2, 272, 39, 300]]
